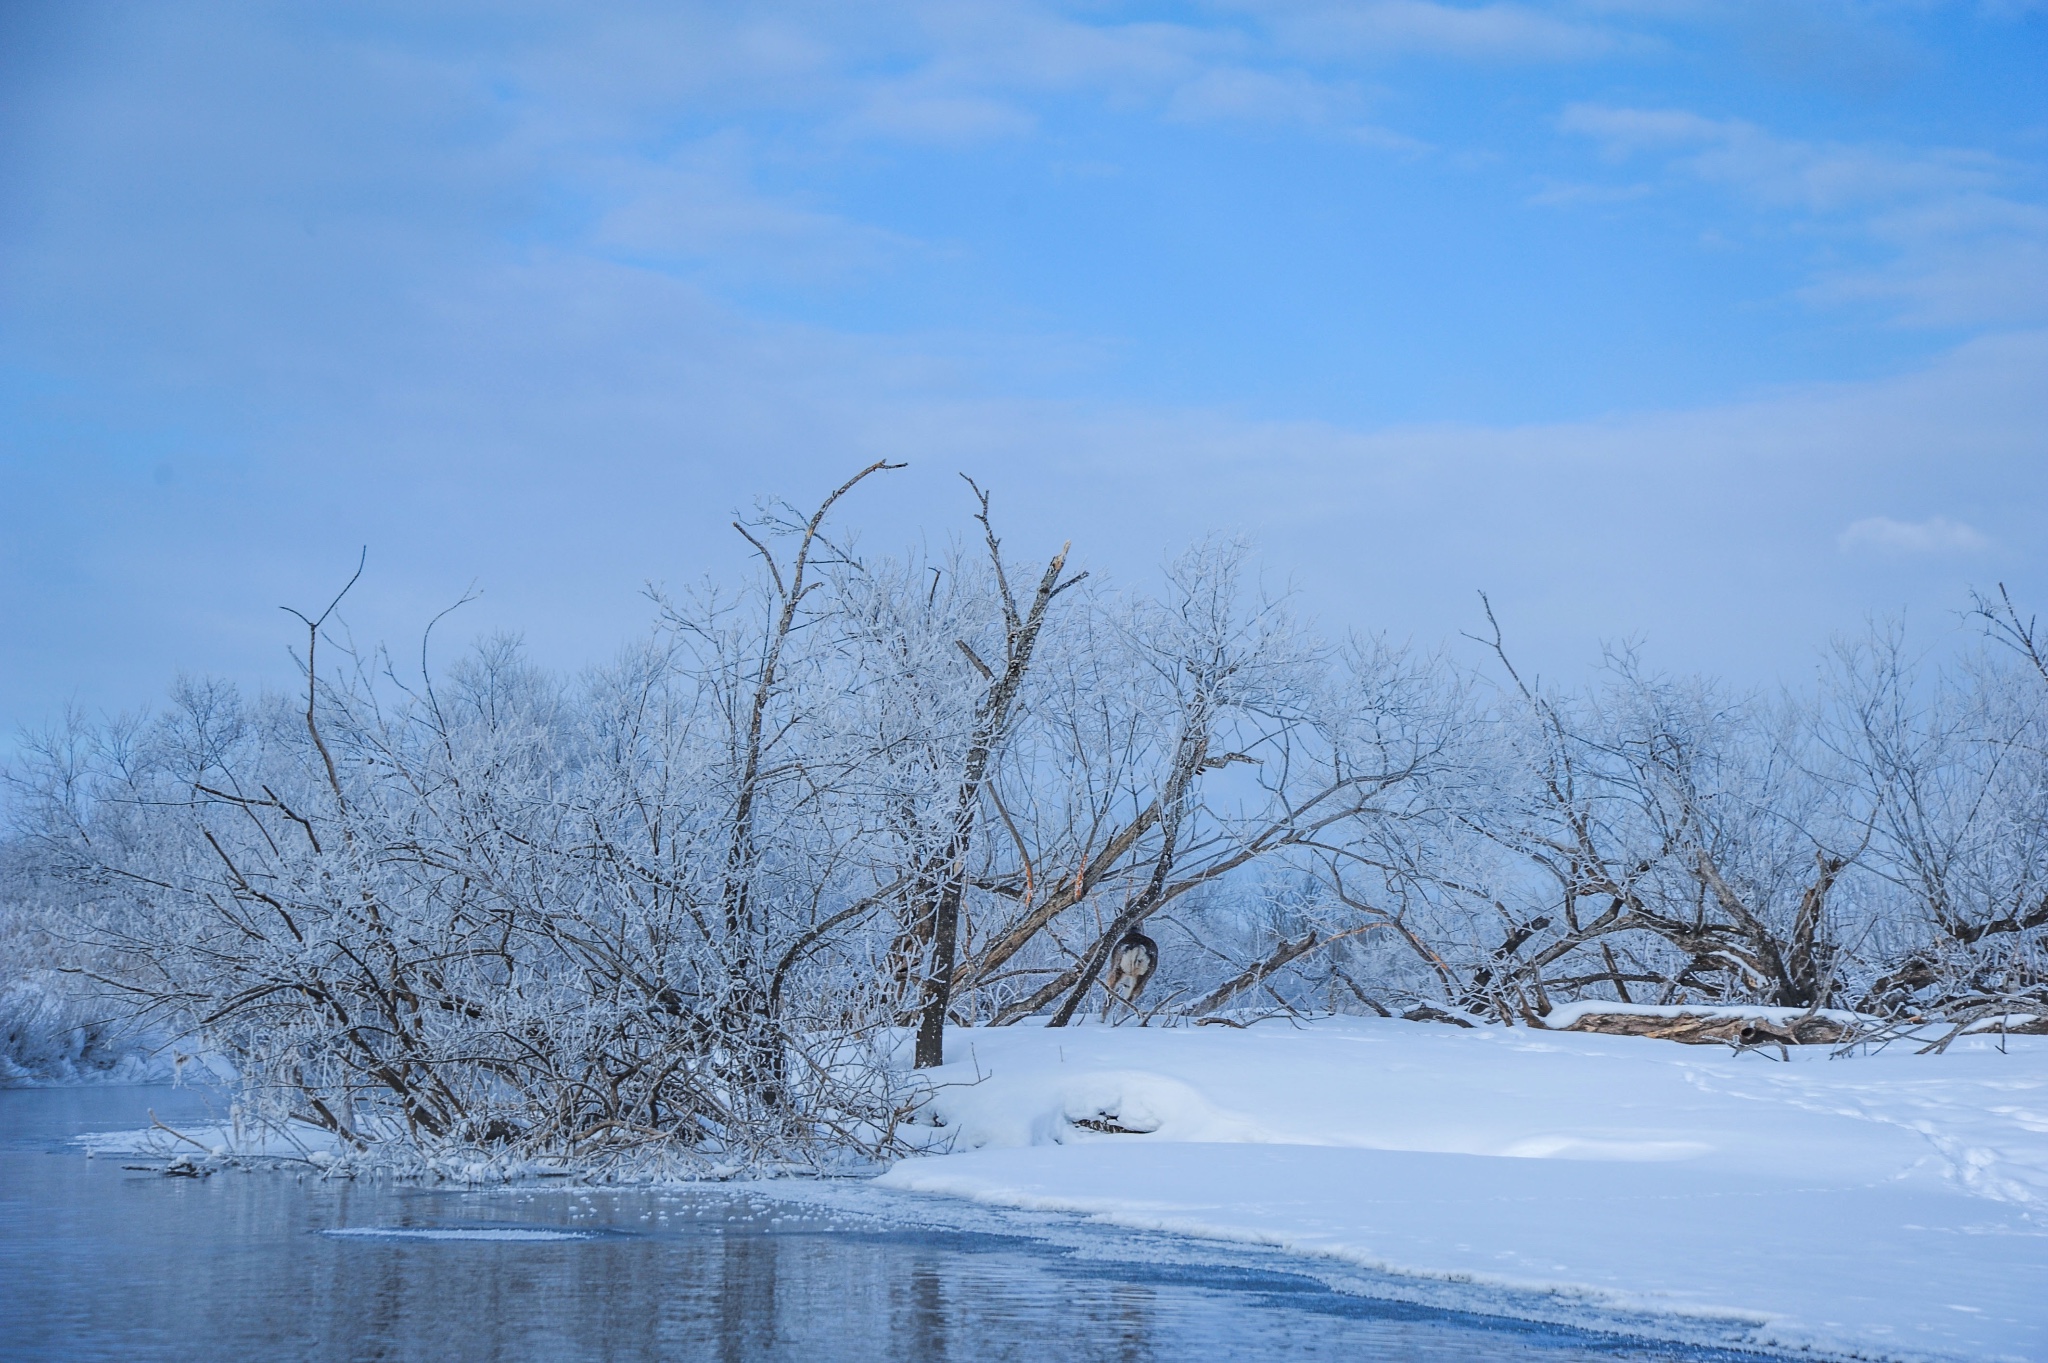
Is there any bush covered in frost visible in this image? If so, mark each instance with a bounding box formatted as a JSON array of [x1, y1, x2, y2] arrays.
[[4, 473, 2045, 1164]]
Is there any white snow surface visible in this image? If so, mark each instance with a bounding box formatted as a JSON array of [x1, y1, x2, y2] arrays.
[[878, 1018, 2048, 1361]]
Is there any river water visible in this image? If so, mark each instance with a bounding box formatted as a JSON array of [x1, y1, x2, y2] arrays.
[[2, 1086, 1778, 1362]]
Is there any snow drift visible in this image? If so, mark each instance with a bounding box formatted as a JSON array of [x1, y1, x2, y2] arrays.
[[879, 1018, 2048, 1362]]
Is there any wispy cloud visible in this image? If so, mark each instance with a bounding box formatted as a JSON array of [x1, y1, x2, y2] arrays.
[[1261, 1, 1632, 62], [838, 88, 1040, 144], [499, 1, 1636, 158], [1559, 105, 2001, 212], [588, 135, 920, 281], [6, 0, 2047, 739], [1159, 65, 1426, 148], [1558, 103, 2048, 326], [1164, 66, 1355, 124], [1837, 515, 1992, 556], [1525, 178, 1652, 207]]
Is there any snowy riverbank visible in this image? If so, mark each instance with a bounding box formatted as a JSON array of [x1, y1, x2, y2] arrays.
[[876, 1018, 2048, 1362], [0, 974, 168, 1087]]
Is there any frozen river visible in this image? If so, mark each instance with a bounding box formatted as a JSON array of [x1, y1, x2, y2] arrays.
[[2, 1086, 1783, 1362]]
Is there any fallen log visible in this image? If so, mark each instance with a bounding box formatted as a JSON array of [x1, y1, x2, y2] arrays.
[[1962, 1014, 2048, 1036], [1539, 1002, 1859, 1047]]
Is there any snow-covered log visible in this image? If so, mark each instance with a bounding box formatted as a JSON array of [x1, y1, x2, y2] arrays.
[[1539, 1001, 1863, 1046]]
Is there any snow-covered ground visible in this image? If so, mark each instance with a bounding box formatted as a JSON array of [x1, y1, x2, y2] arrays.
[[878, 1018, 2048, 1362]]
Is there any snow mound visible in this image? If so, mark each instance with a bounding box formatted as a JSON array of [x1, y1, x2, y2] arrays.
[[927, 1063, 1271, 1148]]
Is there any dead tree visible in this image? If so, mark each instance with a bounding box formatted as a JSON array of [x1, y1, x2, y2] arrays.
[[907, 481, 1083, 1068]]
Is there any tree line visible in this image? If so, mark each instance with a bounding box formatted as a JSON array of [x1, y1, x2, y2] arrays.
[[5, 467, 2044, 1169]]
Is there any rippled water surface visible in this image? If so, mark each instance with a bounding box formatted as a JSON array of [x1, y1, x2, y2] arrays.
[[2, 1087, 1774, 1362]]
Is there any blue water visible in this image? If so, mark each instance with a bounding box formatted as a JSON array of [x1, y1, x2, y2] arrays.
[[0, 1086, 1782, 1362]]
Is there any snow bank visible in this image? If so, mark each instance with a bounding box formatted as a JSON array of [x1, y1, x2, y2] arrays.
[[879, 1018, 2048, 1361], [0, 973, 165, 1086]]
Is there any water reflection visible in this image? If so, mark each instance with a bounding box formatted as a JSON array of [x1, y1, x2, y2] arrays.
[[2, 1087, 1768, 1363]]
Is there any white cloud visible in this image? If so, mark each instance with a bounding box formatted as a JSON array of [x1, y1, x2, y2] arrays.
[[1558, 103, 2048, 326], [1559, 105, 2002, 213], [535, 0, 1635, 157], [1837, 516, 1992, 556], [588, 136, 919, 280], [1159, 65, 1424, 147], [1262, 1, 1628, 62], [1806, 235, 2048, 328], [1164, 66, 1353, 124], [838, 89, 1039, 144]]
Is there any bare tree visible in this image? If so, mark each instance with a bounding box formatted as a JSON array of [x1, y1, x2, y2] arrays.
[[1828, 609, 2048, 1046], [42, 483, 2048, 1171], [1407, 605, 1861, 1023]]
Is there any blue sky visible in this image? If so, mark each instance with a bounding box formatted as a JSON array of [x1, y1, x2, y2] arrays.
[[3, 1, 2046, 738]]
